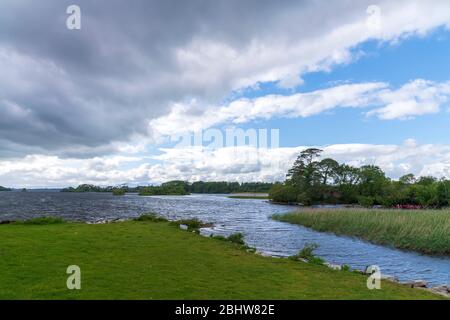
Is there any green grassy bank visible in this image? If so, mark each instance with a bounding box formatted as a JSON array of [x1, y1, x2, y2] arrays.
[[273, 209, 450, 255], [0, 219, 443, 299]]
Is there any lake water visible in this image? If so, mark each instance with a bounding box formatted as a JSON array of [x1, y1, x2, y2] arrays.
[[0, 192, 448, 286]]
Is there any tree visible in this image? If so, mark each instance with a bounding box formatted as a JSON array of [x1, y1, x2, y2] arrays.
[[435, 180, 450, 207], [417, 176, 437, 186], [287, 148, 322, 186], [317, 158, 340, 185], [268, 184, 298, 203], [358, 165, 390, 200], [399, 174, 416, 185], [335, 164, 361, 203], [271, 151, 450, 207], [286, 148, 323, 205]]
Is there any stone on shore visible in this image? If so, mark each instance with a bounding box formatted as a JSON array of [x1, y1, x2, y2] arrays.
[[407, 280, 428, 288], [325, 262, 342, 271]]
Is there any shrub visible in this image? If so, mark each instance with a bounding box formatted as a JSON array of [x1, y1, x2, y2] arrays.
[[171, 218, 204, 230], [226, 233, 245, 245], [211, 234, 227, 241], [341, 264, 351, 272], [134, 213, 168, 222], [289, 243, 325, 265], [211, 233, 249, 248]]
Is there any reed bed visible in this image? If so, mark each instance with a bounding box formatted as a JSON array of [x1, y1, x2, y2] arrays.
[[273, 209, 450, 255]]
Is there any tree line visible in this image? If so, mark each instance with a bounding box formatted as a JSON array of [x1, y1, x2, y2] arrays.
[[61, 181, 275, 195], [269, 148, 450, 208]]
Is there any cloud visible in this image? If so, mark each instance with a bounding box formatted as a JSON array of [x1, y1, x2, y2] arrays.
[[148, 82, 386, 137], [366, 79, 450, 119], [149, 79, 450, 138], [1, 0, 450, 157], [2, 140, 450, 188]]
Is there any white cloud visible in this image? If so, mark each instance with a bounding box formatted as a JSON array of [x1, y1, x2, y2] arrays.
[[148, 82, 386, 137], [366, 79, 450, 119], [2, 140, 450, 188], [149, 79, 450, 138]]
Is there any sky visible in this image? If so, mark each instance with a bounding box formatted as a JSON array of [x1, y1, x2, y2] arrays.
[[1, 0, 450, 188]]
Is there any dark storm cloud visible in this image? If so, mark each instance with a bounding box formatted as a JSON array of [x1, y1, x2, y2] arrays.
[[0, 0, 398, 158], [0, 0, 309, 157]]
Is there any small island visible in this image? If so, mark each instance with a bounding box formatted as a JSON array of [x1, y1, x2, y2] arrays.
[[112, 188, 126, 196]]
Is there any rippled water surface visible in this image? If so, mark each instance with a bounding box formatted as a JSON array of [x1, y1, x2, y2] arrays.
[[0, 192, 448, 286]]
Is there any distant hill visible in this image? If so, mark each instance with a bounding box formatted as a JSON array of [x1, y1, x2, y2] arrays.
[[0, 186, 12, 192]]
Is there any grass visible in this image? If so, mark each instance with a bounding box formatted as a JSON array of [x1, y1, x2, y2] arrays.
[[0, 219, 444, 299], [18, 216, 66, 225], [273, 209, 450, 255]]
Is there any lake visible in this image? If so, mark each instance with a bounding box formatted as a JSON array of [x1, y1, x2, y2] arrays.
[[0, 191, 448, 286]]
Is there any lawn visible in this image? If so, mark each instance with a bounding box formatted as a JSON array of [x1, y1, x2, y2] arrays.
[[0, 219, 443, 299], [273, 209, 450, 255]]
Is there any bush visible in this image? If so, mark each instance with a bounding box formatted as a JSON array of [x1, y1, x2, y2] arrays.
[[341, 264, 351, 272], [171, 218, 204, 230], [21, 217, 66, 225], [134, 213, 168, 222], [226, 233, 245, 245], [211, 233, 248, 247], [211, 234, 227, 241], [289, 243, 324, 265]]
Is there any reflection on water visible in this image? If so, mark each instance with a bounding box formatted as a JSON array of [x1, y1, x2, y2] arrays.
[[0, 192, 448, 286]]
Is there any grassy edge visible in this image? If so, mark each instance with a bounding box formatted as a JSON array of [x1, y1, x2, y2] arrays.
[[0, 216, 446, 299]]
